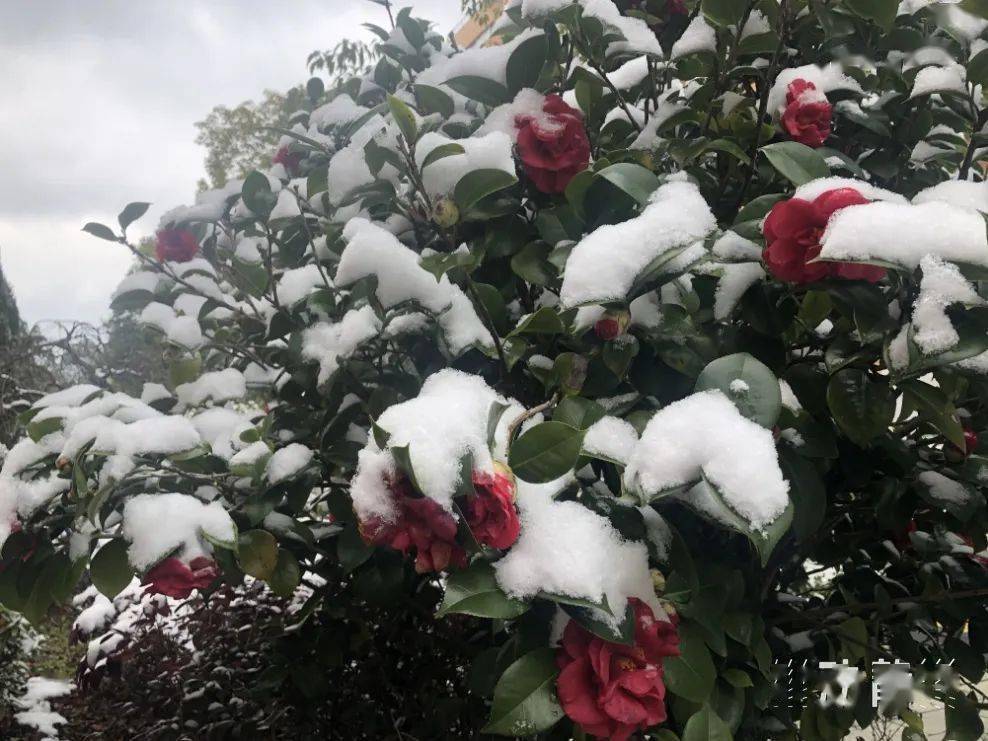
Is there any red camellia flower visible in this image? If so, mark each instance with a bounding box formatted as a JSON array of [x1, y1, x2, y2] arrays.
[[360, 477, 467, 574], [154, 228, 200, 263], [144, 556, 220, 599], [515, 95, 591, 194], [272, 145, 303, 176], [964, 428, 979, 455], [780, 79, 832, 148], [763, 188, 886, 285], [557, 599, 680, 741], [465, 467, 520, 550]]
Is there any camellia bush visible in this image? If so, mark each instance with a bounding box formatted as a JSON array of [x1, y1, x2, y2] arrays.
[[5, 0, 988, 738]]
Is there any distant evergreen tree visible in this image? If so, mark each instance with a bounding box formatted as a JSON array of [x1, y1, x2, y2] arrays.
[[0, 258, 21, 346]]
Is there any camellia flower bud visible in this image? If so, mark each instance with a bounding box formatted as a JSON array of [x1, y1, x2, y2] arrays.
[[650, 568, 666, 595], [594, 308, 631, 341], [432, 198, 459, 228]]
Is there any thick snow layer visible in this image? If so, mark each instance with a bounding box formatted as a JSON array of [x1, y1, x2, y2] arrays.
[[350, 369, 523, 520], [278, 264, 329, 305], [712, 231, 762, 261], [266, 443, 314, 484], [582, 416, 639, 464], [91, 416, 202, 481], [912, 255, 984, 356], [159, 179, 242, 227], [302, 305, 383, 385], [793, 177, 908, 204], [325, 115, 398, 205], [914, 180, 988, 213], [767, 63, 863, 115], [671, 16, 717, 59], [624, 390, 789, 531], [820, 200, 988, 268], [910, 64, 967, 98], [559, 178, 716, 307], [122, 492, 235, 570], [13, 677, 73, 739], [191, 408, 254, 460], [740, 9, 771, 38], [417, 28, 544, 90], [712, 263, 767, 320], [414, 131, 516, 197], [779, 380, 802, 411], [139, 302, 204, 350], [175, 369, 247, 408], [33, 384, 101, 409], [334, 218, 492, 353], [918, 470, 973, 506], [494, 476, 662, 619], [310, 94, 369, 129], [522, 0, 662, 57], [629, 99, 687, 150]]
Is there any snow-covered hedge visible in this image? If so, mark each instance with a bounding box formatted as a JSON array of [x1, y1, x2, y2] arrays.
[[5, 0, 988, 738]]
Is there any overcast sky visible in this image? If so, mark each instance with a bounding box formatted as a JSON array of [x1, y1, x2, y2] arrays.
[[0, 0, 462, 327]]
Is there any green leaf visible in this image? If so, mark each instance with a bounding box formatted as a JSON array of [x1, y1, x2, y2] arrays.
[[444, 75, 511, 106], [482, 648, 564, 736], [306, 75, 325, 103], [561, 600, 635, 645], [90, 539, 133, 599], [169, 355, 202, 388], [241, 170, 276, 217], [454, 168, 518, 213], [396, 10, 425, 49], [694, 353, 781, 428], [269, 550, 301, 597], [413, 84, 455, 118], [826, 369, 894, 447], [664, 624, 717, 703], [421, 142, 465, 169], [683, 704, 734, 741], [27, 416, 63, 442], [760, 142, 830, 186], [721, 668, 753, 688], [82, 222, 118, 241], [778, 446, 826, 541], [238, 529, 279, 580], [509, 306, 566, 336], [387, 94, 418, 144], [702, 0, 747, 26], [509, 422, 584, 483], [843, 0, 897, 29], [553, 397, 605, 430], [437, 562, 529, 618], [594, 162, 661, 205], [117, 202, 150, 231], [969, 48, 988, 87], [901, 380, 966, 450], [337, 525, 374, 573], [506, 32, 548, 94]]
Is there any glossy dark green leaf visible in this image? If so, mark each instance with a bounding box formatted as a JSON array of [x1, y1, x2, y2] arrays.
[[760, 141, 830, 185], [827, 369, 894, 447], [387, 94, 418, 144], [444, 75, 511, 106], [82, 222, 118, 241], [238, 529, 279, 580], [437, 562, 529, 618], [509, 422, 584, 483], [90, 539, 133, 599], [117, 201, 150, 231], [482, 648, 564, 736], [694, 353, 781, 428], [454, 168, 518, 213]]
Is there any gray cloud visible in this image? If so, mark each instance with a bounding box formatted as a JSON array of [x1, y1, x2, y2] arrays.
[[0, 0, 462, 325]]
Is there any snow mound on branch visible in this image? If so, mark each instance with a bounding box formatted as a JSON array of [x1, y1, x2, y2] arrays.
[[494, 476, 662, 620], [521, 0, 663, 57], [265, 443, 314, 484], [33, 384, 101, 409], [793, 177, 907, 205], [310, 94, 369, 129], [623, 390, 789, 531], [767, 63, 863, 115], [139, 302, 203, 349], [302, 305, 383, 385], [914, 180, 988, 213], [278, 264, 329, 305], [93, 416, 203, 481], [417, 28, 545, 90], [582, 416, 639, 464], [122, 492, 235, 570], [414, 131, 516, 198], [175, 369, 247, 409], [334, 218, 492, 354], [559, 178, 716, 307], [912, 255, 984, 356], [820, 200, 988, 268], [349, 369, 523, 521], [671, 16, 717, 59]]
